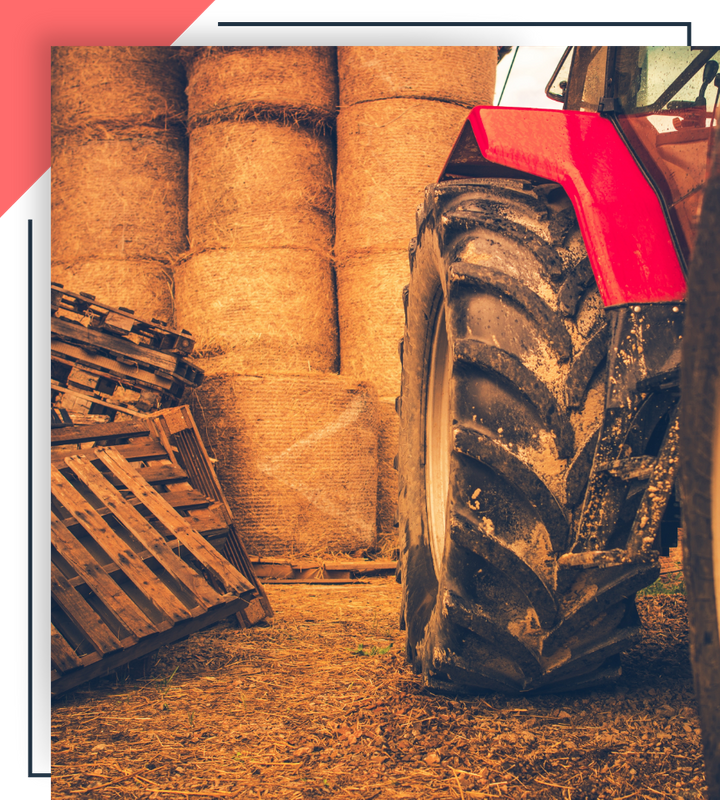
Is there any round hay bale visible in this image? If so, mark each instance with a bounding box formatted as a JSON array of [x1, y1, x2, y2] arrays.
[[338, 46, 496, 107], [376, 396, 400, 536], [184, 47, 337, 129], [335, 99, 470, 254], [189, 363, 379, 557], [51, 258, 174, 325], [52, 131, 187, 263], [188, 120, 334, 253], [52, 46, 186, 131], [174, 248, 338, 372], [336, 249, 408, 397]]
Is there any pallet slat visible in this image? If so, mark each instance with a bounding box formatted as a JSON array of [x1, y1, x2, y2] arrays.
[[51, 465, 194, 624], [51, 513, 160, 639], [62, 454, 223, 609], [51, 564, 127, 655], [95, 448, 254, 596]]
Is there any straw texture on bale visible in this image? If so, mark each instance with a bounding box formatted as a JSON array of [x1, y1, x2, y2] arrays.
[[51, 259, 175, 325], [376, 396, 400, 538], [188, 120, 334, 253], [190, 362, 379, 557], [52, 132, 188, 263], [335, 250, 408, 396], [334, 99, 471, 254], [184, 46, 337, 130], [173, 248, 338, 372], [338, 46, 496, 108], [51, 46, 186, 131]]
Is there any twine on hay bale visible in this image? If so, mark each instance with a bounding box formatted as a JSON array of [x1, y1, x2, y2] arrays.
[[51, 258, 175, 326], [338, 46, 496, 108], [335, 99, 471, 254], [51, 46, 186, 131], [52, 131, 187, 263], [377, 396, 400, 538], [173, 248, 338, 372], [188, 120, 334, 253], [335, 249, 408, 397], [190, 362, 379, 557], [183, 46, 337, 132]]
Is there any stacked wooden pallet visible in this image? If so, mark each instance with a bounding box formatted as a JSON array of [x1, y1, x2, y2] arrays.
[[51, 284, 204, 420], [51, 407, 272, 694]]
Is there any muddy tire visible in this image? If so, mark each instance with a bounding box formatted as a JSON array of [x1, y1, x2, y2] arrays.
[[680, 148, 720, 796], [398, 179, 661, 693]]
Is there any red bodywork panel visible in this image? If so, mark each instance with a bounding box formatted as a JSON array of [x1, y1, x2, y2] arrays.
[[444, 107, 687, 307]]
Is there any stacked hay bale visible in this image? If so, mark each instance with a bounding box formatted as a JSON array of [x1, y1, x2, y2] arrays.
[[51, 47, 187, 323], [335, 46, 497, 545], [179, 47, 379, 558]]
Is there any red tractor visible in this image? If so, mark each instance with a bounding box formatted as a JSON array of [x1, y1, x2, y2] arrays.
[[397, 46, 719, 793]]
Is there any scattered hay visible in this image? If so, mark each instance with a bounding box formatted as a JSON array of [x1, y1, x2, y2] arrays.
[[183, 46, 337, 131], [51, 132, 188, 263], [51, 583, 707, 799], [173, 248, 338, 373], [51, 258, 175, 326], [338, 46, 496, 107], [188, 120, 334, 253], [189, 365, 379, 557], [51, 46, 186, 130]]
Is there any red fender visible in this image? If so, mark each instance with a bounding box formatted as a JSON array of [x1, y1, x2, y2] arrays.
[[441, 107, 687, 307]]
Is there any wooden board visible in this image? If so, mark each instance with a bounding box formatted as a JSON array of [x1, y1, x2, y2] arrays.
[[51, 447, 260, 695]]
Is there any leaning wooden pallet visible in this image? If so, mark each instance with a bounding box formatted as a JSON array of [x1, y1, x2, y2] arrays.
[[51, 406, 272, 625], [51, 445, 262, 695]]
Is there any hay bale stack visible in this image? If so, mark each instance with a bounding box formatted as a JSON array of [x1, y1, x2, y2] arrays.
[[51, 46, 186, 325], [190, 359, 379, 557], [180, 48, 376, 556], [335, 46, 497, 537], [176, 47, 338, 372]]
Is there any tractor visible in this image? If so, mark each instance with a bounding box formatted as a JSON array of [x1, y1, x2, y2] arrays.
[[397, 46, 719, 794]]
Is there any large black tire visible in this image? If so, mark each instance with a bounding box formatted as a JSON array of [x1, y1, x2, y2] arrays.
[[398, 178, 662, 693], [680, 148, 720, 798]]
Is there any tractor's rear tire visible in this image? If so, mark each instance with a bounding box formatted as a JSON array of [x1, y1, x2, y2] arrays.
[[680, 150, 720, 796], [398, 179, 661, 693]]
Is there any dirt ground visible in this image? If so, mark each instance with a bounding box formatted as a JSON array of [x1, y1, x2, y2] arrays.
[[51, 574, 707, 799]]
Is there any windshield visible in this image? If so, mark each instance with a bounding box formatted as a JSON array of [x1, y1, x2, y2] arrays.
[[615, 47, 720, 115]]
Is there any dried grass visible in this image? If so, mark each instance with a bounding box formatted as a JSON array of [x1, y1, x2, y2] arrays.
[[334, 99, 471, 254], [51, 582, 708, 799], [376, 398, 400, 537], [51, 46, 186, 130], [183, 47, 337, 131], [337, 46, 496, 108], [189, 366, 379, 558], [336, 250, 408, 397], [188, 120, 334, 254], [51, 132, 188, 263], [173, 248, 338, 373]]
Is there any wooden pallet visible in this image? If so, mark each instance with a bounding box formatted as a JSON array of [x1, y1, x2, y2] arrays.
[[51, 445, 263, 695], [52, 407, 272, 631], [51, 284, 203, 420], [249, 557, 398, 583], [51, 283, 195, 356]]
